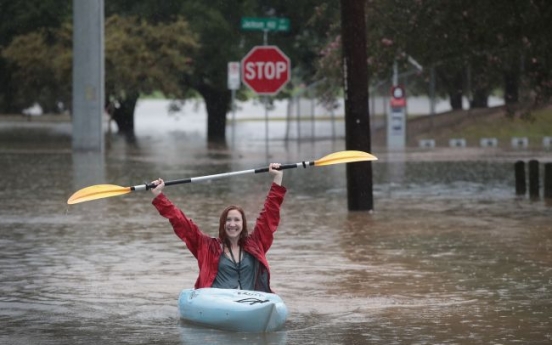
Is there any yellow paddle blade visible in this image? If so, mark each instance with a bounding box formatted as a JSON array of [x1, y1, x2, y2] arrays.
[[314, 150, 377, 166], [67, 184, 131, 205]]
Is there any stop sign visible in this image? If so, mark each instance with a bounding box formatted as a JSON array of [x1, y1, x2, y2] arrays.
[[241, 45, 291, 95]]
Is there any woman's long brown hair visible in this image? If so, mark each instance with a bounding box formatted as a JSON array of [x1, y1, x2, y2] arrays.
[[218, 205, 248, 246]]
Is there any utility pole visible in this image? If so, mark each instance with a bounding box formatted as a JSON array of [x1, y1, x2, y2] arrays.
[[341, 0, 373, 211], [72, 0, 104, 152]]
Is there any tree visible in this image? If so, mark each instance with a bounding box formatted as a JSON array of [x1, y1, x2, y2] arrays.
[[2, 15, 198, 139], [5, 0, 551, 133], [104, 0, 256, 143], [176, 0, 332, 143], [106, 0, 338, 143], [177, 1, 249, 143], [1, 25, 72, 112], [0, 0, 71, 113], [103, 15, 198, 138]]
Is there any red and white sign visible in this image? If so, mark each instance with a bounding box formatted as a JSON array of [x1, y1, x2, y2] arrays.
[[241, 45, 290, 95], [227, 62, 241, 90], [390, 85, 406, 108]]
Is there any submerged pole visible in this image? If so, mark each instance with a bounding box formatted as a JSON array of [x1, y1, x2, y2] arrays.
[[528, 160, 539, 199], [341, 0, 373, 211], [544, 163, 552, 200], [514, 161, 526, 196]]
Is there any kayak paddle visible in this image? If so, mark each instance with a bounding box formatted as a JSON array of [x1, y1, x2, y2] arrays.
[[67, 150, 377, 205]]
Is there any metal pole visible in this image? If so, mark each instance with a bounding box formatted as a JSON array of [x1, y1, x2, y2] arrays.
[[231, 89, 236, 147], [265, 96, 269, 159], [297, 94, 301, 141], [429, 66, 436, 130], [263, 31, 269, 160], [311, 94, 315, 141], [393, 60, 399, 86]]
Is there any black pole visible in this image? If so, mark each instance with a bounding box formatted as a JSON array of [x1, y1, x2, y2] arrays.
[[514, 160, 526, 195], [544, 163, 552, 200], [528, 160, 540, 199], [341, 0, 373, 211]]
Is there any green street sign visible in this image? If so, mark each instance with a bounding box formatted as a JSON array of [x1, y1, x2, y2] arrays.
[[241, 17, 290, 32]]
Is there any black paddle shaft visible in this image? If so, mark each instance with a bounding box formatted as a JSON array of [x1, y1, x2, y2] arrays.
[[143, 162, 313, 190], [254, 162, 311, 173]]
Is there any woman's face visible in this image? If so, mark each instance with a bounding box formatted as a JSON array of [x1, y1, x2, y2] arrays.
[[225, 209, 243, 241]]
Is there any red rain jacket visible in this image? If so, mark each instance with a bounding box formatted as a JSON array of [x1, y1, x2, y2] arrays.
[[152, 183, 286, 292]]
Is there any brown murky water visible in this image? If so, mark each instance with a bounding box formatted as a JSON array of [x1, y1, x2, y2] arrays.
[[1, 111, 551, 344]]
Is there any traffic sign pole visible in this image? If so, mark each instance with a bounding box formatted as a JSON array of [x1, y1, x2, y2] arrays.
[[241, 45, 291, 160], [387, 84, 406, 149], [240, 17, 291, 158], [227, 62, 240, 147]]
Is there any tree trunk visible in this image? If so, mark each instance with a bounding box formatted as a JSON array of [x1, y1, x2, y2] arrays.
[[111, 92, 139, 143], [0, 62, 18, 113], [470, 88, 488, 108], [449, 91, 463, 110], [437, 67, 464, 110], [504, 69, 519, 104], [469, 58, 489, 109], [341, 0, 373, 211], [198, 85, 231, 144], [449, 70, 464, 110]]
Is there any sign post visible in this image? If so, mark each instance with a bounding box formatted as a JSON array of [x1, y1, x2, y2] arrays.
[[227, 62, 240, 146], [241, 45, 290, 157], [387, 85, 406, 149], [238, 17, 291, 155]]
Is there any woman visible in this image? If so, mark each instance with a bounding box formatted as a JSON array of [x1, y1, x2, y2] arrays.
[[150, 163, 286, 293]]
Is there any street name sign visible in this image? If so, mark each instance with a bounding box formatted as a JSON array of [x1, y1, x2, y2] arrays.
[[241, 17, 290, 32]]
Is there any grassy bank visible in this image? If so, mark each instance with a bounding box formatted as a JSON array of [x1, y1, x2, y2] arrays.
[[459, 107, 552, 139], [413, 106, 552, 148]]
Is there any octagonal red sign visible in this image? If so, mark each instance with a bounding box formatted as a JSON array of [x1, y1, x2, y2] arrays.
[[241, 45, 291, 95]]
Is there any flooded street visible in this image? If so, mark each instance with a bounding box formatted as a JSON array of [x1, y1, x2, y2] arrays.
[[1, 104, 551, 344]]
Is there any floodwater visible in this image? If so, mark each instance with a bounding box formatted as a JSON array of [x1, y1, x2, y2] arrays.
[[1, 104, 551, 345]]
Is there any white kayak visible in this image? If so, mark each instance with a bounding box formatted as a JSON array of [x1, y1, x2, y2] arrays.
[[178, 288, 288, 332]]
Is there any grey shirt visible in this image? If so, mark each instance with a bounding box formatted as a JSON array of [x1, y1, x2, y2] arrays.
[[212, 251, 256, 290]]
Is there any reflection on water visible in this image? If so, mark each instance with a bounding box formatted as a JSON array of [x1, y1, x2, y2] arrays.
[[72, 152, 105, 192], [1, 114, 551, 345], [179, 323, 287, 345]]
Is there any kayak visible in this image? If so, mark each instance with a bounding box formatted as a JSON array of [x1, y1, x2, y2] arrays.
[[178, 288, 288, 332]]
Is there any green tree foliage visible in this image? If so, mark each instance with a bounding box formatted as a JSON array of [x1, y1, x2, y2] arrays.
[[253, 0, 340, 85], [313, 0, 552, 114], [103, 15, 198, 135], [2, 15, 198, 135], [0, 0, 71, 112], [106, 0, 336, 142], [177, 1, 251, 142], [1, 26, 71, 112], [2, 0, 550, 140], [104, 0, 256, 142]]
